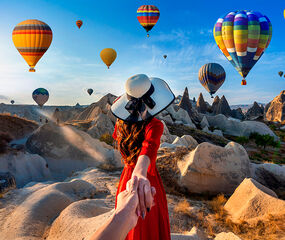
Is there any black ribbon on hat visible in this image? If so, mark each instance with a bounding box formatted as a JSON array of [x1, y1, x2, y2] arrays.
[[125, 84, 156, 122]]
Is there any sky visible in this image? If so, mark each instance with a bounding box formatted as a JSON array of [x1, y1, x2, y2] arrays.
[[0, 0, 284, 106]]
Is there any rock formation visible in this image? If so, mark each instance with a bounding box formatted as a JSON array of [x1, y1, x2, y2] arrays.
[[75, 93, 116, 121], [214, 95, 232, 117], [224, 178, 285, 223], [26, 123, 122, 176], [211, 96, 220, 113], [178, 142, 251, 195], [0, 172, 16, 194], [205, 114, 278, 140], [0, 114, 38, 139], [0, 152, 50, 187], [178, 87, 192, 114], [265, 90, 285, 123], [231, 108, 244, 120], [245, 101, 264, 120], [196, 93, 207, 113]]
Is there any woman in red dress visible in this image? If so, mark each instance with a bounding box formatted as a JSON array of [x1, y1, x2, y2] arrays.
[[111, 74, 175, 240]]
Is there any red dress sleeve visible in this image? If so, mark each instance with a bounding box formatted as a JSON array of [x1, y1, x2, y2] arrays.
[[139, 118, 163, 176]]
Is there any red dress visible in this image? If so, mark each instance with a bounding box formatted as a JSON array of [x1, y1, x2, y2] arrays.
[[113, 118, 171, 240]]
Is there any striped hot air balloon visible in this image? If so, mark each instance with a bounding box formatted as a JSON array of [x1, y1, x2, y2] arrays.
[[32, 88, 49, 107], [137, 5, 160, 37], [214, 11, 272, 85], [12, 19, 53, 72], [76, 20, 83, 29], [199, 63, 226, 98]]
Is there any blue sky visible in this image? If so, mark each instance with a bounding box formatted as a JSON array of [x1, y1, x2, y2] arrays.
[[0, 0, 284, 106]]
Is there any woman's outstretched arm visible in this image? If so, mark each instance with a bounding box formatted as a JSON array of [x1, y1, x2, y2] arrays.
[[132, 155, 154, 219]]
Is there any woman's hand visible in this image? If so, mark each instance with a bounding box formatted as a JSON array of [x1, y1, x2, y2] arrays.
[[128, 174, 156, 219]]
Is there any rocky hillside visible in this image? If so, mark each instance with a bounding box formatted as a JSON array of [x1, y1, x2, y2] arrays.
[[0, 114, 38, 139], [265, 90, 285, 124]]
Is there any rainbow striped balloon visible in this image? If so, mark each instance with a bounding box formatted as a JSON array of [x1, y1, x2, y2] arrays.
[[137, 5, 160, 37], [12, 19, 53, 72], [199, 63, 226, 98], [214, 11, 272, 85]]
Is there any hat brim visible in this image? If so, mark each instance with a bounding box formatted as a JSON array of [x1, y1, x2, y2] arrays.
[[111, 78, 175, 122]]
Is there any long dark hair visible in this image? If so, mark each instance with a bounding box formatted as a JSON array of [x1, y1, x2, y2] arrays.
[[116, 119, 151, 166]]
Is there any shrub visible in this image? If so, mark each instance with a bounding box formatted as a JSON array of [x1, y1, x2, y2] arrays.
[[235, 136, 249, 145], [99, 133, 113, 146], [0, 132, 13, 154], [250, 132, 280, 150]]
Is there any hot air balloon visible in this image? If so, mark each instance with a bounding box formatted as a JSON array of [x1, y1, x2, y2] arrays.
[[32, 88, 49, 107], [12, 20, 53, 72], [198, 63, 226, 98], [10, 100, 15, 104], [163, 55, 167, 59], [278, 71, 283, 77], [100, 48, 117, 69], [87, 88, 93, 95], [76, 20, 83, 29], [214, 11, 272, 85], [137, 5, 160, 37]]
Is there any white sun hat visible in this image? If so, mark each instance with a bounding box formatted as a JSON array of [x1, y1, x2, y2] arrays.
[[111, 74, 175, 122]]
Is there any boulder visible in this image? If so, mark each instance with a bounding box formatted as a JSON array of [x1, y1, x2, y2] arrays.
[[224, 178, 285, 223], [0, 152, 50, 187], [250, 163, 285, 196], [265, 90, 285, 123], [200, 116, 209, 129], [158, 114, 174, 125], [1, 179, 97, 239], [172, 135, 198, 149], [26, 123, 122, 176], [174, 109, 196, 128], [205, 114, 278, 140], [87, 113, 115, 139], [160, 120, 177, 143], [0, 172, 16, 194], [178, 142, 250, 195], [245, 101, 264, 120], [47, 200, 113, 240], [211, 96, 220, 113], [214, 232, 241, 240], [196, 93, 207, 113], [213, 129, 223, 137], [214, 95, 232, 117]]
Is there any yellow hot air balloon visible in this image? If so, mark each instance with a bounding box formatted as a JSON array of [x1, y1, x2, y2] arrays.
[[100, 48, 117, 69], [12, 19, 53, 72]]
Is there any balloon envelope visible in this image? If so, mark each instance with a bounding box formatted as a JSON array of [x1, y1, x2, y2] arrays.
[[76, 20, 83, 29], [278, 71, 283, 77], [100, 48, 117, 69], [163, 55, 167, 59], [87, 88, 93, 95], [32, 88, 49, 107], [12, 19, 53, 72], [214, 11, 272, 85], [199, 63, 226, 97], [137, 5, 160, 36], [10, 100, 15, 104]]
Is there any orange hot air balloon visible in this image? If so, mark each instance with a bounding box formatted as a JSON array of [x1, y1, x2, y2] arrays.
[[100, 48, 117, 69], [12, 19, 52, 72], [76, 20, 83, 29]]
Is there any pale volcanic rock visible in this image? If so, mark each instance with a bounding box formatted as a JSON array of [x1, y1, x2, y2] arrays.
[[178, 142, 250, 195], [265, 90, 285, 123], [224, 178, 285, 223], [196, 93, 207, 114]]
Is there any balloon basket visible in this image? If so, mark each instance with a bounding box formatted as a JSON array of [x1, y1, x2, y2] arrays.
[[147, 34, 150, 37], [29, 68, 35, 72], [241, 79, 247, 85]]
